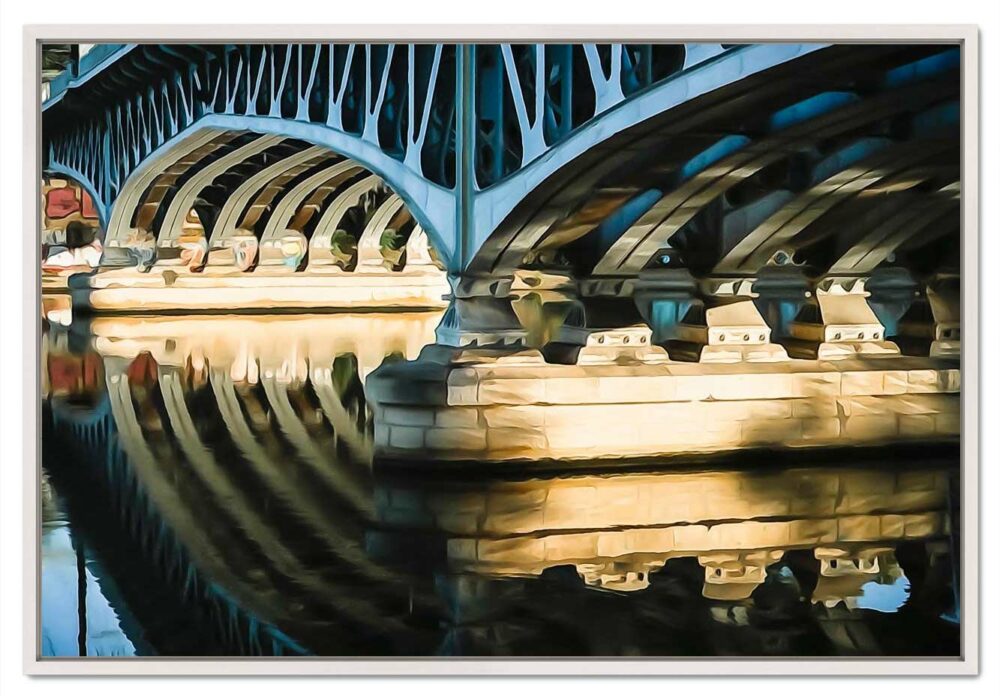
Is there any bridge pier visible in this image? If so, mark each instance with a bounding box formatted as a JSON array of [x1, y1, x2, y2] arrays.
[[666, 277, 789, 363], [369, 277, 959, 462], [896, 273, 961, 358], [784, 277, 900, 359]]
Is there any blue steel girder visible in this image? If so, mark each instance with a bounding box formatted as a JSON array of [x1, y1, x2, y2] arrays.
[[42, 42, 829, 272], [47, 43, 957, 279]]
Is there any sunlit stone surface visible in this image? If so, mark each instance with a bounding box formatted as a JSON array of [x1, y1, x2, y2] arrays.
[[68, 265, 450, 312], [368, 349, 959, 461]]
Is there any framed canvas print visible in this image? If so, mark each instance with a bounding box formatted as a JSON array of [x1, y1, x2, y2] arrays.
[[22, 23, 979, 676]]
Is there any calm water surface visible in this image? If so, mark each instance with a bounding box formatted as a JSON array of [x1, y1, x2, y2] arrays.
[[40, 311, 961, 658]]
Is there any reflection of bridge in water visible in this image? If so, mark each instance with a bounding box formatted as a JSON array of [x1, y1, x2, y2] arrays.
[[42, 314, 959, 656]]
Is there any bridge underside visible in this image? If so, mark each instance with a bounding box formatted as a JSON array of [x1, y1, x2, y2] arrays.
[[41, 41, 963, 463], [54, 128, 451, 311], [370, 44, 962, 462]]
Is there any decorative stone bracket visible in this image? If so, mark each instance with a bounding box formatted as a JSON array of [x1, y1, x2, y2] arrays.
[[434, 274, 528, 348], [513, 271, 670, 365], [433, 271, 670, 365], [897, 274, 960, 359], [785, 277, 900, 360], [668, 277, 789, 363]]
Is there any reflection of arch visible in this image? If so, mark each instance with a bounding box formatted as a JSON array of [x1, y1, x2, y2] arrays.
[[153, 364, 411, 633], [208, 368, 403, 589], [87, 352, 438, 652], [102, 359, 298, 627], [258, 376, 371, 517]]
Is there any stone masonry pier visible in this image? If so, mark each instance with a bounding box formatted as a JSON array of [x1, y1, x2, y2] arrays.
[[367, 349, 960, 462], [68, 264, 449, 313]]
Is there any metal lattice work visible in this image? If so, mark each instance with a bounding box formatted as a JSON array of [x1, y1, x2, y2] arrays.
[[45, 45, 460, 210], [44, 43, 738, 232], [472, 44, 690, 189], [45, 43, 865, 273]]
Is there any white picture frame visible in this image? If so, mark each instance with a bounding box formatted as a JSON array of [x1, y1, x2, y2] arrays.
[[21, 23, 980, 676]]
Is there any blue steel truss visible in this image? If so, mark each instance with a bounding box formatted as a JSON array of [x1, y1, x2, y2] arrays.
[[44, 43, 831, 270]]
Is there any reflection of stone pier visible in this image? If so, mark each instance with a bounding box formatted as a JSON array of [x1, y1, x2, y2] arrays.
[[374, 463, 955, 608], [83, 311, 442, 382]]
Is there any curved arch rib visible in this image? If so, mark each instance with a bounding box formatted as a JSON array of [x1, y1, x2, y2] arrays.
[[105, 128, 225, 251], [589, 81, 956, 277], [307, 174, 385, 269], [716, 142, 954, 274], [253, 160, 364, 270], [258, 160, 362, 243], [208, 145, 329, 246], [355, 194, 407, 273], [157, 135, 285, 248], [827, 182, 959, 276]]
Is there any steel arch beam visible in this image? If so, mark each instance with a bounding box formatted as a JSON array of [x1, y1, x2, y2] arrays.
[[590, 82, 955, 277], [356, 194, 408, 271], [105, 128, 225, 248], [192, 113, 457, 268], [827, 183, 960, 276], [258, 160, 362, 243], [44, 162, 111, 231], [157, 135, 285, 247], [467, 43, 829, 260], [308, 175, 386, 268], [715, 140, 955, 274], [210, 145, 331, 245]]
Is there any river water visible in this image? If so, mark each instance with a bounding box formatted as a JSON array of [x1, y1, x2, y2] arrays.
[[39, 310, 962, 658]]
